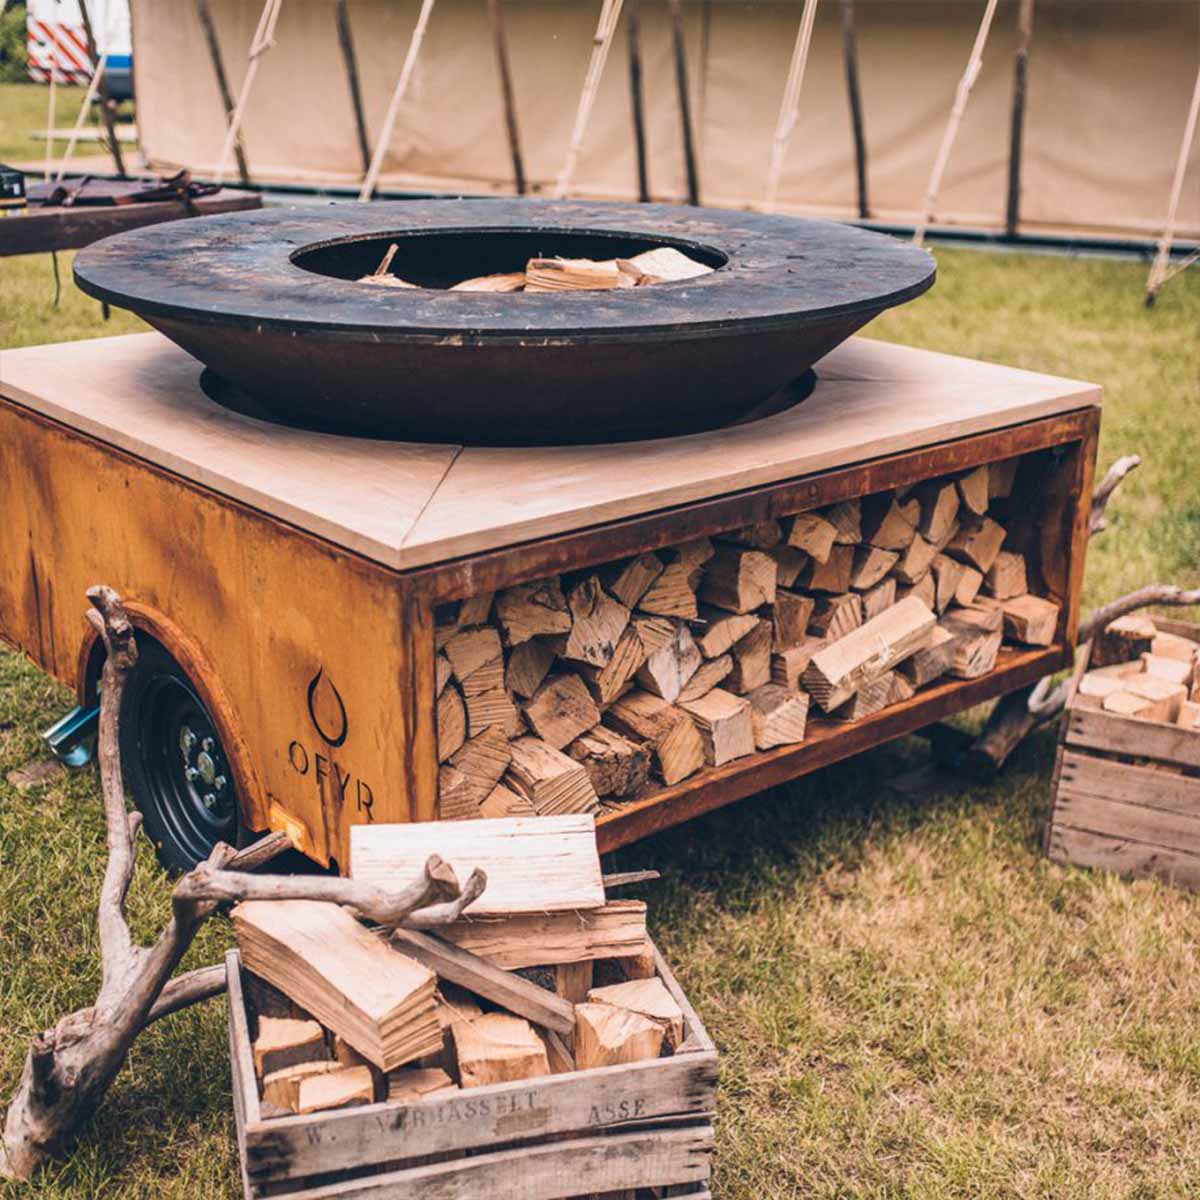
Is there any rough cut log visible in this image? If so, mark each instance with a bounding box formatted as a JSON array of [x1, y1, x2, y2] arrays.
[[636, 622, 702, 702], [333, 1034, 386, 1101], [435, 654, 452, 698], [721, 520, 783, 549], [726, 619, 772, 694], [576, 617, 665, 706], [637, 559, 699, 619], [1151, 631, 1199, 662], [437, 686, 467, 763], [698, 546, 776, 614], [523, 674, 602, 748], [567, 726, 651, 797], [480, 782, 534, 818], [801, 543, 855, 593], [996, 594, 1060, 646], [387, 1067, 457, 1104], [1142, 653, 1193, 685], [829, 671, 896, 721], [679, 688, 756, 765], [505, 737, 599, 815], [786, 512, 838, 562], [850, 545, 899, 591], [988, 456, 1020, 498], [861, 494, 920, 549], [747, 683, 810, 748], [955, 565, 984, 607], [862, 577, 897, 621], [916, 480, 960, 545], [452, 1013, 551, 1088], [586, 977, 684, 1050], [253, 1017, 328, 1080], [1076, 670, 1129, 706], [1092, 614, 1157, 668], [604, 690, 706, 785], [808, 593, 863, 641], [947, 517, 1007, 573], [940, 607, 1003, 679], [464, 687, 523, 739], [1104, 678, 1187, 724], [495, 580, 572, 645], [896, 625, 959, 687], [769, 544, 809, 587], [771, 589, 816, 651], [553, 575, 631, 667], [772, 636, 826, 690], [506, 638, 556, 700], [459, 592, 495, 627], [893, 534, 938, 585], [261, 1061, 338, 1111], [457, 654, 505, 699], [290, 1066, 376, 1115], [1178, 700, 1200, 729], [825, 499, 862, 544], [600, 554, 664, 609], [525, 257, 621, 291], [802, 596, 937, 711], [438, 765, 479, 821], [888, 672, 916, 704], [574, 1002, 664, 1070], [984, 551, 1028, 600], [612, 944, 657, 982], [896, 573, 937, 611], [677, 653, 732, 703], [448, 728, 512, 810], [955, 465, 990, 515], [930, 553, 966, 615], [692, 606, 761, 658], [444, 626, 504, 683]]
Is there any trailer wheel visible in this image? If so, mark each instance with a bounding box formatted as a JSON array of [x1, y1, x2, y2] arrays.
[[119, 634, 242, 871]]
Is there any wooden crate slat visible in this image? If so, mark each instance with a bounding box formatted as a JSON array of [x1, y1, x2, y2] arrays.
[[1058, 750, 1200, 820], [1064, 707, 1200, 772], [1055, 790, 1200, 860], [1048, 824, 1200, 889], [653, 943, 716, 1054]]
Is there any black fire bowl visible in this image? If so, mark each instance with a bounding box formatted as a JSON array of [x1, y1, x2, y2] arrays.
[[73, 199, 935, 447]]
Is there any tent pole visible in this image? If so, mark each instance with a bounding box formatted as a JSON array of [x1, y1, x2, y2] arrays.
[[553, 0, 624, 199], [214, 0, 284, 187], [668, 0, 699, 205], [1145, 58, 1200, 305], [196, 0, 250, 184], [626, 0, 650, 201], [764, 0, 819, 214], [485, 0, 527, 195], [55, 41, 113, 182], [335, 0, 372, 175], [77, 0, 126, 177], [912, 0, 999, 247], [359, 0, 438, 200], [1004, 0, 1034, 238], [44, 61, 56, 181], [840, 0, 868, 219]]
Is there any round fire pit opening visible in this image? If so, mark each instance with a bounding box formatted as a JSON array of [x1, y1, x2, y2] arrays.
[[73, 200, 936, 447], [292, 228, 728, 290]]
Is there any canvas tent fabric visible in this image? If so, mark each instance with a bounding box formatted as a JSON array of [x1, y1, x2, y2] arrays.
[[131, 0, 1199, 241]]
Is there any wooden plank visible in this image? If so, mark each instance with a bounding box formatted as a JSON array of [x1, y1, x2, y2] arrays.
[[1054, 788, 1200, 858], [1057, 750, 1200, 821], [1064, 706, 1200, 772], [227, 950, 262, 1127], [349, 815, 605, 916], [653, 944, 716, 1054], [1048, 824, 1200, 889]]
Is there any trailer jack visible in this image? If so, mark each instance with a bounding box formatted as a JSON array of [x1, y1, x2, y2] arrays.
[[43, 703, 101, 768]]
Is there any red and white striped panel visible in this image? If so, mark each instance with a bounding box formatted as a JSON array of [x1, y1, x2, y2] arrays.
[[27, 17, 94, 86]]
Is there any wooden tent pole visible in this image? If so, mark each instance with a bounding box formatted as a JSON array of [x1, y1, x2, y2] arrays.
[[359, 0, 438, 201], [196, 0, 250, 184], [214, 0, 284, 187], [626, 0, 650, 201], [54, 47, 111, 182], [840, 0, 868, 219], [335, 0, 372, 175], [485, 0, 527, 195], [668, 0, 699, 205], [912, 0, 999, 246], [77, 0, 126, 177], [1004, 0, 1034, 238], [553, 0, 625, 199], [43, 60, 56, 181], [1144, 58, 1200, 305], [764, 0, 819, 214]]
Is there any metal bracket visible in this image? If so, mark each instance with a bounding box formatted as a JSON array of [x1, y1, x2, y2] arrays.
[[43, 704, 101, 769]]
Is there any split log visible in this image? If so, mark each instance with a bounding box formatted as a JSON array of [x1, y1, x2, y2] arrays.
[[444, 626, 504, 682], [916, 479, 960, 545], [495, 580, 572, 645], [637, 559, 699, 619], [505, 737, 599, 815], [600, 554, 664, 608], [988, 456, 1019, 498], [984, 551, 1028, 600], [850, 545, 899, 590], [930, 553, 965, 615], [1093, 614, 1157, 668], [955, 465, 990, 515], [679, 688, 756, 765], [555, 960, 595, 1005], [1142, 654, 1194, 685], [586, 977, 684, 1050], [721, 520, 783, 549], [995, 594, 1059, 645], [698, 546, 776, 614], [604, 690, 706, 785], [678, 654, 733, 702], [726, 619, 773, 693], [691, 606, 760, 658], [553, 575, 631, 667], [253, 1017, 328, 1079], [771, 589, 816, 652], [830, 671, 896, 721], [772, 636, 827, 690], [435, 654, 453, 697], [896, 625, 958, 687], [747, 683, 810, 748], [447, 727, 512, 810], [769, 544, 809, 587], [801, 543, 855, 593], [825, 499, 862, 544], [285, 1066, 375, 1115], [1104, 679, 1187, 724], [1151, 631, 1200, 662], [523, 673, 602, 748], [636, 622, 702, 702], [955, 565, 984, 607], [808, 593, 863, 641], [862, 577, 897, 621], [896, 573, 936, 611], [452, 1014, 551, 1087], [577, 617, 663, 705], [574, 1003, 663, 1069], [506, 638, 556, 700], [786, 512, 838, 562], [437, 686, 467, 762], [940, 607, 1003, 679], [894, 534, 938, 585], [567, 726, 651, 798], [387, 1067, 457, 1104], [458, 653, 505, 699], [464, 687, 523, 739], [861, 494, 920, 550], [480, 782, 534, 818], [947, 517, 1006, 573]]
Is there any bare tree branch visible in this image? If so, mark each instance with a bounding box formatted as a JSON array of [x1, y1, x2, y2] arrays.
[[1089, 454, 1140, 534]]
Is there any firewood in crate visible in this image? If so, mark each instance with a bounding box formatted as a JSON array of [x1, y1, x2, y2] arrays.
[[861, 494, 920, 550], [829, 671, 897, 722], [1178, 700, 1200, 729], [800, 543, 855, 593], [994, 594, 1060, 646], [464, 687, 522, 739], [262, 1061, 344, 1112], [636, 622, 702, 702], [604, 690, 706, 785], [955, 465, 990, 515], [435, 654, 452, 698], [808, 593, 863, 641], [551, 575, 631, 667], [567, 726, 651, 798], [505, 737, 599, 814], [253, 1017, 328, 1080], [437, 686, 467, 763], [433, 592, 495, 649], [1142, 654, 1194, 686], [452, 1013, 551, 1087], [947, 517, 1006, 573], [769, 544, 809, 587], [1075, 671, 1128, 708], [862, 577, 897, 621], [803, 595, 937, 712], [721, 520, 783, 549], [458, 654, 505, 701], [930, 553, 965, 615], [955, 565, 984, 607], [691, 606, 760, 658], [523, 673, 602, 748], [495, 579, 572, 645], [332, 1036, 386, 1100], [1151, 631, 1200, 662], [448, 727, 512, 811], [824, 499, 861, 544], [771, 589, 816, 651], [577, 616, 667, 705], [638, 560, 698, 619], [1103, 678, 1188, 724], [586, 977, 685, 1050], [524, 257, 622, 291], [726, 619, 772, 693], [679, 688, 755, 765], [894, 534, 937, 585], [939, 606, 1002, 678], [444, 626, 504, 683], [850, 545, 899, 591], [438, 765, 479, 821], [1093, 614, 1157, 668], [916, 479, 960, 545], [896, 573, 936, 611], [896, 625, 959, 688], [574, 1003, 664, 1069], [772, 636, 826, 690], [786, 512, 838, 562], [480, 781, 535, 818], [599, 553, 664, 609], [747, 683, 810, 748], [984, 551, 1028, 600], [387, 1067, 458, 1104], [698, 546, 776, 614], [506, 638, 556, 700]]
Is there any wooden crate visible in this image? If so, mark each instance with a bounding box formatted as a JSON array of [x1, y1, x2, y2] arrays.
[[1046, 619, 1200, 887], [226, 947, 717, 1200]]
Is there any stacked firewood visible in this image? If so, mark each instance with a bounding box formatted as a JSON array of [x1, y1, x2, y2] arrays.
[[435, 457, 1062, 820]]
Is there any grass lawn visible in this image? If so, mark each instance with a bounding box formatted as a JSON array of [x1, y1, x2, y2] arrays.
[[0, 81, 91, 166], [1, 169, 1199, 1193]]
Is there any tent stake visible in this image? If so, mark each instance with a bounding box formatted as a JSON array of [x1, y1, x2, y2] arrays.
[[1144, 58, 1200, 305], [912, 0, 998, 247], [196, 0, 250, 184], [359, 0, 438, 201], [335, 0, 372, 175], [486, 0, 527, 196], [668, 0, 699, 205], [840, 0, 868, 219], [1004, 0, 1034, 238], [626, 0, 650, 201], [553, 0, 624, 199], [764, 0, 819, 213], [77, 0, 126, 177]]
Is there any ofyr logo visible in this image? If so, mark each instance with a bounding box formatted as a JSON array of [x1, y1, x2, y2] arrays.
[[287, 667, 373, 819]]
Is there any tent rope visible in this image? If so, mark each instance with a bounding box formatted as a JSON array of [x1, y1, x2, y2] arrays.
[[913, 0, 999, 247], [213, 0, 285, 187], [553, 0, 625, 199], [358, 0, 438, 201], [764, 0, 819, 214]]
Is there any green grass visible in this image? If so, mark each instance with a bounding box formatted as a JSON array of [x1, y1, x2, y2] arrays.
[[0, 81, 91, 166], [2, 179, 1199, 1195]]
